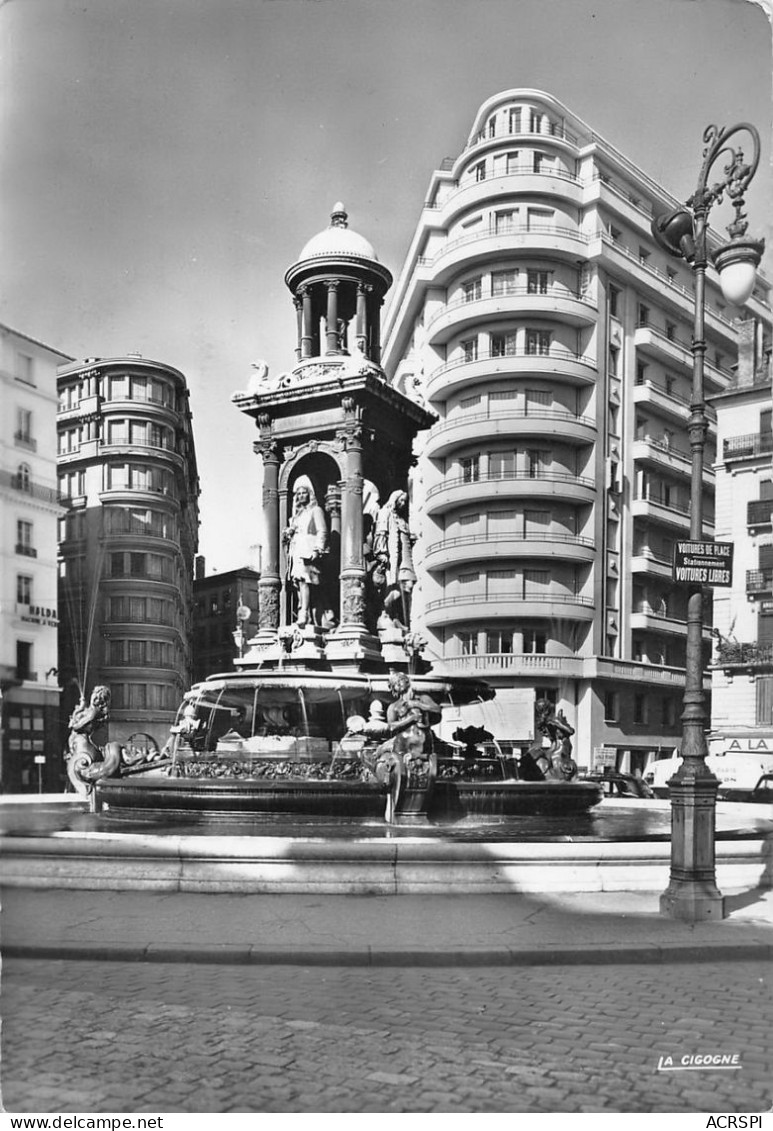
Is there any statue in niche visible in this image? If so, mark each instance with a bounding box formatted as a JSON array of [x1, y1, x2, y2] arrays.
[[282, 475, 329, 627], [373, 490, 418, 631]]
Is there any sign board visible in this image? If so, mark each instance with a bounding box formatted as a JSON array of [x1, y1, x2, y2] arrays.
[[33, 755, 46, 764], [672, 541, 733, 587], [592, 747, 617, 769]]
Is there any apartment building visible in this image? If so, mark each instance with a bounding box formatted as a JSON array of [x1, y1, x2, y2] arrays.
[[382, 89, 773, 772], [710, 320, 773, 778], [1, 324, 72, 792], [57, 354, 200, 747], [192, 560, 260, 684]]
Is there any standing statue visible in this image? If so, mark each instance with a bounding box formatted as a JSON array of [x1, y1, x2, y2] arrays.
[[282, 476, 328, 627], [373, 490, 417, 630]]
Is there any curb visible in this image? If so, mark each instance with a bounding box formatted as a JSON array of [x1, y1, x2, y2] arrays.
[[4, 939, 772, 967]]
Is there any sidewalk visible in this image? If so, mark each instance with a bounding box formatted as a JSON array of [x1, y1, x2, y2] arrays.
[[3, 885, 772, 966]]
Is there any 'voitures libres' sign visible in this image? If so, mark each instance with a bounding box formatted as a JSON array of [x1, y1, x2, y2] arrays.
[[672, 540, 733, 587]]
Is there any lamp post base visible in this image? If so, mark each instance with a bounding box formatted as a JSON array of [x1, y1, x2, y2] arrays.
[[660, 883, 724, 921]]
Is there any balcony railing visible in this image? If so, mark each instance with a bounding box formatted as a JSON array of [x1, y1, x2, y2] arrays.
[[419, 223, 590, 270], [746, 569, 773, 594], [15, 543, 37, 557], [748, 499, 773, 527], [716, 641, 773, 668], [426, 531, 594, 556], [428, 344, 596, 384], [0, 469, 64, 505], [429, 406, 596, 438], [14, 432, 37, 451], [425, 592, 594, 613], [426, 468, 596, 499], [724, 433, 773, 461]]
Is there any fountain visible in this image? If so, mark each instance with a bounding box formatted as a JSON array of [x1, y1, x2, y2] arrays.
[[64, 203, 603, 826]]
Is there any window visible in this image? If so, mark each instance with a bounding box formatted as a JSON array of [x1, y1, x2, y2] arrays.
[[508, 107, 521, 134], [664, 375, 676, 398], [16, 520, 34, 556], [638, 247, 650, 264], [608, 285, 621, 318], [494, 210, 516, 233], [487, 116, 496, 138], [525, 330, 551, 356], [608, 224, 622, 242], [458, 513, 480, 527], [16, 641, 33, 681], [459, 394, 482, 410], [15, 408, 33, 447], [505, 152, 520, 174], [472, 161, 486, 183], [637, 304, 650, 327], [523, 569, 549, 595], [533, 151, 549, 173], [527, 270, 549, 295], [662, 697, 677, 727], [108, 374, 128, 400], [16, 353, 34, 385], [459, 632, 478, 656], [460, 455, 480, 483], [458, 571, 479, 585], [523, 629, 546, 654], [633, 694, 647, 724], [15, 463, 31, 491], [490, 388, 518, 402], [489, 451, 516, 478], [527, 449, 551, 477], [526, 207, 554, 230], [492, 269, 517, 296], [486, 629, 514, 654], [529, 111, 543, 133], [665, 321, 676, 341], [461, 337, 478, 363], [462, 277, 482, 302], [666, 267, 677, 284], [524, 509, 550, 531], [490, 332, 517, 358], [525, 388, 551, 410], [108, 420, 129, 445], [635, 362, 647, 385], [604, 691, 619, 722], [16, 575, 32, 604], [756, 678, 773, 725]]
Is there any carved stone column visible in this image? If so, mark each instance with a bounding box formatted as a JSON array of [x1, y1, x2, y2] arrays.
[[293, 295, 303, 363], [301, 286, 313, 359], [356, 284, 368, 355], [326, 280, 340, 355], [254, 430, 281, 633]]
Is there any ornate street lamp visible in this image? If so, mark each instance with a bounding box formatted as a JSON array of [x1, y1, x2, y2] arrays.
[[652, 123, 764, 920]]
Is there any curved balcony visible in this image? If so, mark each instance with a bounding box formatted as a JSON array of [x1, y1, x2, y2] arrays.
[[633, 326, 732, 392], [630, 551, 673, 580], [425, 470, 597, 516], [99, 443, 184, 470], [631, 494, 714, 535], [99, 486, 181, 508], [421, 225, 591, 286], [631, 607, 713, 640], [427, 172, 584, 229], [437, 653, 585, 679], [423, 531, 595, 571], [633, 381, 717, 432], [425, 407, 596, 458], [632, 437, 715, 482], [101, 397, 180, 424], [423, 592, 595, 628], [426, 347, 597, 401], [426, 286, 597, 344]]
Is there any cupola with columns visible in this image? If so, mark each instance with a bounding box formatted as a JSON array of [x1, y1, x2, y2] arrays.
[[285, 203, 392, 365]]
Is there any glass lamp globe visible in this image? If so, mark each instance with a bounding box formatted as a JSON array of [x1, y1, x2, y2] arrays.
[[713, 238, 765, 306]]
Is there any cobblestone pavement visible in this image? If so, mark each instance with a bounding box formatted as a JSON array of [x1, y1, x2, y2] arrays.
[[2, 959, 770, 1114]]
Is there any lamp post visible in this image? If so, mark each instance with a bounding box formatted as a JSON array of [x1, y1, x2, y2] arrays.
[[652, 123, 764, 921]]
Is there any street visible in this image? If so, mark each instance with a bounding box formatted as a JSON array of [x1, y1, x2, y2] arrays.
[[2, 958, 770, 1114]]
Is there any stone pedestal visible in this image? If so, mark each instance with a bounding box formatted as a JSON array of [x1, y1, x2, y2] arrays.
[[660, 768, 724, 921]]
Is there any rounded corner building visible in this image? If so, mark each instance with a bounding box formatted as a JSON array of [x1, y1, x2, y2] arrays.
[[382, 88, 773, 774]]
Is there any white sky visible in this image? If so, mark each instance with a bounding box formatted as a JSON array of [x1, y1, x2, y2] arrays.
[[2, 0, 772, 572]]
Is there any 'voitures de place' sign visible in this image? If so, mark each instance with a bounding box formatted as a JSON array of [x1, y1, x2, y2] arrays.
[[672, 541, 733, 587]]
